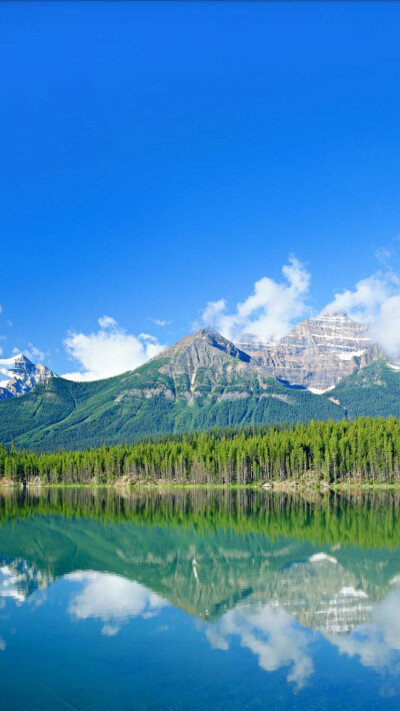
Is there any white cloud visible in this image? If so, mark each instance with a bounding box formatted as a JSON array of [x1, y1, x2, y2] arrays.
[[201, 299, 227, 331], [149, 318, 172, 327], [322, 270, 400, 357], [0, 305, 3, 315], [322, 273, 395, 323], [138, 332, 158, 343], [0, 332, 6, 358], [12, 344, 46, 363], [63, 316, 165, 381], [98, 315, 117, 329], [198, 255, 400, 356], [375, 248, 392, 267], [200, 257, 311, 344], [369, 295, 400, 358], [24, 344, 46, 363]]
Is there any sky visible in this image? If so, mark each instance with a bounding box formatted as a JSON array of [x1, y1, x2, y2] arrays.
[[1, 1, 400, 380]]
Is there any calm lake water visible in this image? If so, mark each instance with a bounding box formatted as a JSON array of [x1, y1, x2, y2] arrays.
[[1, 488, 400, 710]]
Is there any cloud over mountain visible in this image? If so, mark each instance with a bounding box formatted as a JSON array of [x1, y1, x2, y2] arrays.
[[198, 256, 400, 359], [200, 257, 311, 344], [63, 316, 165, 381], [48, 255, 400, 380], [323, 269, 400, 358]]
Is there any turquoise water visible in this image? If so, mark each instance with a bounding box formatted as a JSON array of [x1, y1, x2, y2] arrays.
[[1, 488, 400, 710]]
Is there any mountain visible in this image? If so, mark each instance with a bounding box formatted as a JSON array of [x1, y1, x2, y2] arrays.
[[0, 323, 399, 452], [328, 358, 400, 419], [0, 353, 57, 401], [237, 313, 381, 391], [0, 328, 342, 450]]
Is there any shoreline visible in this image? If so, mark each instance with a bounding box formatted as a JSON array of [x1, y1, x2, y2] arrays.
[[2, 480, 400, 492]]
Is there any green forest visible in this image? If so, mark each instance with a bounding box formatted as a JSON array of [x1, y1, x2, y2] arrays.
[[2, 416, 400, 486]]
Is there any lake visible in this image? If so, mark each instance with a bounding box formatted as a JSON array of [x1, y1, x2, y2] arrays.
[[1, 487, 400, 710]]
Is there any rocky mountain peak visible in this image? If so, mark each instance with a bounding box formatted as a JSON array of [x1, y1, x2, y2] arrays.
[[0, 353, 57, 401], [158, 328, 252, 366], [141, 328, 256, 406], [237, 313, 380, 391], [280, 312, 371, 350]]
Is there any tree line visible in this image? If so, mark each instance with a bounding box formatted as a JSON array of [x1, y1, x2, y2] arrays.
[[1, 416, 400, 485]]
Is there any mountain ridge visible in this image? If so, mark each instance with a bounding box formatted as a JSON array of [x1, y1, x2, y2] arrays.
[[0, 320, 399, 451], [0, 328, 342, 450], [0, 314, 386, 400]]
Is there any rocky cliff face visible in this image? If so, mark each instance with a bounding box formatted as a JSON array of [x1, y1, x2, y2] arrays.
[[143, 327, 268, 405], [238, 313, 381, 391], [0, 354, 57, 401]]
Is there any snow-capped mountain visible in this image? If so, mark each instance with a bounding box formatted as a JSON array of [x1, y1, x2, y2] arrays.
[[237, 313, 382, 391], [0, 353, 57, 401]]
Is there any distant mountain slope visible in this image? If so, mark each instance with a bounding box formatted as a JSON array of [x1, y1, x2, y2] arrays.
[[0, 328, 342, 450], [327, 359, 400, 418], [0, 353, 56, 401]]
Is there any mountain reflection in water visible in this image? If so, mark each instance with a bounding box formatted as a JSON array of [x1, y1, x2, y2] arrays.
[[1, 487, 400, 710]]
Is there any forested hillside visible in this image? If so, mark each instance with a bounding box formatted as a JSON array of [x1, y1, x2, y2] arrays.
[[329, 360, 400, 418], [2, 417, 400, 486]]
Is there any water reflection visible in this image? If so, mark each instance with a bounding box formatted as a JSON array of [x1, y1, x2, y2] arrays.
[[206, 601, 314, 689], [329, 588, 400, 674], [67, 572, 167, 636], [0, 559, 53, 602], [1, 487, 400, 708]]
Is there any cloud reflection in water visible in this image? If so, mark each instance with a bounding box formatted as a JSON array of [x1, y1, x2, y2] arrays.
[[206, 602, 314, 689], [67, 571, 168, 637]]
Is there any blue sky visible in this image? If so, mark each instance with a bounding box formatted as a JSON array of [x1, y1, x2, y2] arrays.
[[1, 1, 400, 378]]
